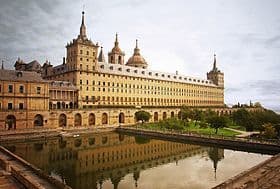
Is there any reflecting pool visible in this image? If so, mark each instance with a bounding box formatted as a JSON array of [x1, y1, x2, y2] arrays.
[[1, 132, 271, 189]]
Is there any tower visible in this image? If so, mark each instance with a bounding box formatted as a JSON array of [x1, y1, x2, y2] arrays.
[[64, 11, 99, 108], [207, 54, 224, 88], [108, 33, 125, 64], [126, 39, 148, 69]]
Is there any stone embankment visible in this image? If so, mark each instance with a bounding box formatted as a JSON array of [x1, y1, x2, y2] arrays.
[[116, 127, 280, 155], [0, 146, 71, 189], [213, 154, 280, 189], [0, 126, 116, 142]]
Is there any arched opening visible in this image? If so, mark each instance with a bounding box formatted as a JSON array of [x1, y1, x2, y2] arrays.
[[171, 111, 175, 118], [154, 112, 158, 122], [178, 111, 182, 119], [163, 112, 167, 120], [102, 113, 108, 125], [6, 115, 16, 130], [88, 113, 95, 126], [119, 112, 125, 124], [34, 114, 44, 126], [74, 113, 82, 127], [59, 114, 67, 127]]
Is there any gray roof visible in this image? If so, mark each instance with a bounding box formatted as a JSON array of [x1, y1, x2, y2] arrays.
[[0, 69, 48, 83]]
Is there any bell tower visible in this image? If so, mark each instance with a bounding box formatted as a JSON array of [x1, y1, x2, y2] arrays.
[[108, 33, 125, 64], [207, 54, 224, 88]]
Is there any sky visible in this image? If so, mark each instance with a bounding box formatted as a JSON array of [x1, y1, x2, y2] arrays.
[[0, 0, 279, 112]]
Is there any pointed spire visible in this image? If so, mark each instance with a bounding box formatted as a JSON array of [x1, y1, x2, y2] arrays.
[[79, 11, 87, 39], [213, 54, 217, 70], [115, 33, 119, 46], [98, 47, 106, 62], [134, 39, 140, 55]]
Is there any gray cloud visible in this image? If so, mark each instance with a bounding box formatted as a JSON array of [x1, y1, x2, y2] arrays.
[[0, 0, 280, 111]]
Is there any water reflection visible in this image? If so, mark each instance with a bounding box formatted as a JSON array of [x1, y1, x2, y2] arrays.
[[1, 132, 270, 189]]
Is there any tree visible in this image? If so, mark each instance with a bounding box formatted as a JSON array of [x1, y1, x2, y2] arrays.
[[262, 123, 277, 139], [207, 116, 227, 134], [135, 111, 151, 124]]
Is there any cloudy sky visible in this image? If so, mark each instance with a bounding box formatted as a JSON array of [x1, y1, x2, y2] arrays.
[[0, 0, 279, 111]]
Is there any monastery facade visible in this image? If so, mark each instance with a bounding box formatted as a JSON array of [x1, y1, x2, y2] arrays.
[[0, 11, 234, 130]]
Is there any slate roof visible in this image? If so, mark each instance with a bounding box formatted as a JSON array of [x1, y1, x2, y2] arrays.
[[0, 69, 48, 83]]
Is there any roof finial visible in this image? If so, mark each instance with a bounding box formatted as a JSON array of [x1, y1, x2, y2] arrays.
[[98, 46, 106, 62], [114, 33, 119, 47], [213, 54, 217, 70], [136, 39, 138, 48], [79, 10, 87, 39], [1, 60, 4, 70]]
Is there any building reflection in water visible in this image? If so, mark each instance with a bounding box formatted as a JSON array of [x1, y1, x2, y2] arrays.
[[2, 132, 224, 189]]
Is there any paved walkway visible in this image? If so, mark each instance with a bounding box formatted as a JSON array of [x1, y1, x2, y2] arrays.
[[225, 128, 259, 137], [0, 169, 24, 189]]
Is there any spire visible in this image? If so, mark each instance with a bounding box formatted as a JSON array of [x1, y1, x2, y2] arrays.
[[79, 11, 87, 39], [98, 47, 106, 62], [213, 54, 217, 70], [1, 60, 4, 70], [134, 39, 140, 55], [114, 33, 119, 47]]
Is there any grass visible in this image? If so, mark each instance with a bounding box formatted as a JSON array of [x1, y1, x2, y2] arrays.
[[137, 120, 241, 137]]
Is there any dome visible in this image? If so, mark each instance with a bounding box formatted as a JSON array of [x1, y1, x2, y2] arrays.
[[109, 33, 125, 55], [126, 40, 148, 69]]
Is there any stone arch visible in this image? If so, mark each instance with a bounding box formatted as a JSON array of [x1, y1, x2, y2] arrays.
[[34, 114, 44, 126], [119, 112, 125, 124], [6, 115, 16, 130], [74, 113, 82, 126], [59, 114, 67, 127], [154, 112, 158, 122], [163, 112, 167, 120], [178, 111, 182, 119], [171, 111, 175, 118], [102, 113, 108, 125], [88, 113, 95, 126]]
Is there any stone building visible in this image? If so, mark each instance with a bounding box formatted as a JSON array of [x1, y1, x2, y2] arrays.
[[0, 69, 49, 130], [1, 11, 258, 130], [42, 11, 224, 109]]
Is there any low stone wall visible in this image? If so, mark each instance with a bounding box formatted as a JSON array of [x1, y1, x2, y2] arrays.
[[116, 127, 280, 155], [0, 146, 71, 189]]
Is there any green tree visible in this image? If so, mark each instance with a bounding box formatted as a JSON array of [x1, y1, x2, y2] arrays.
[[207, 116, 227, 134], [262, 123, 277, 139], [135, 111, 151, 124]]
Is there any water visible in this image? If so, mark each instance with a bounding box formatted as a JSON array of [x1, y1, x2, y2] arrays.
[[2, 132, 271, 189]]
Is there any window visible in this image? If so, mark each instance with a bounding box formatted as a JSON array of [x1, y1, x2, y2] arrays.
[[8, 85, 13, 93], [19, 85, 24, 93], [8, 103, 13, 110], [80, 50, 83, 54], [80, 80, 82, 85], [19, 103, 24, 110], [37, 87, 41, 94], [0, 85, 1, 92]]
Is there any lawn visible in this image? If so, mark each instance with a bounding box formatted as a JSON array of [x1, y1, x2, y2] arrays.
[[137, 121, 241, 137]]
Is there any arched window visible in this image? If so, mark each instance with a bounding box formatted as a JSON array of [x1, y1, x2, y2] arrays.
[[88, 113, 95, 126], [154, 112, 158, 122], [102, 113, 108, 125], [34, 114, 43, 126], [163, 112, 167, 120], [171, 111, 175, 118], [74, 113, 82, 126], [119, 112, 125, 124], [6, 115, 16, 130], [59, 114, 67, 127]]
